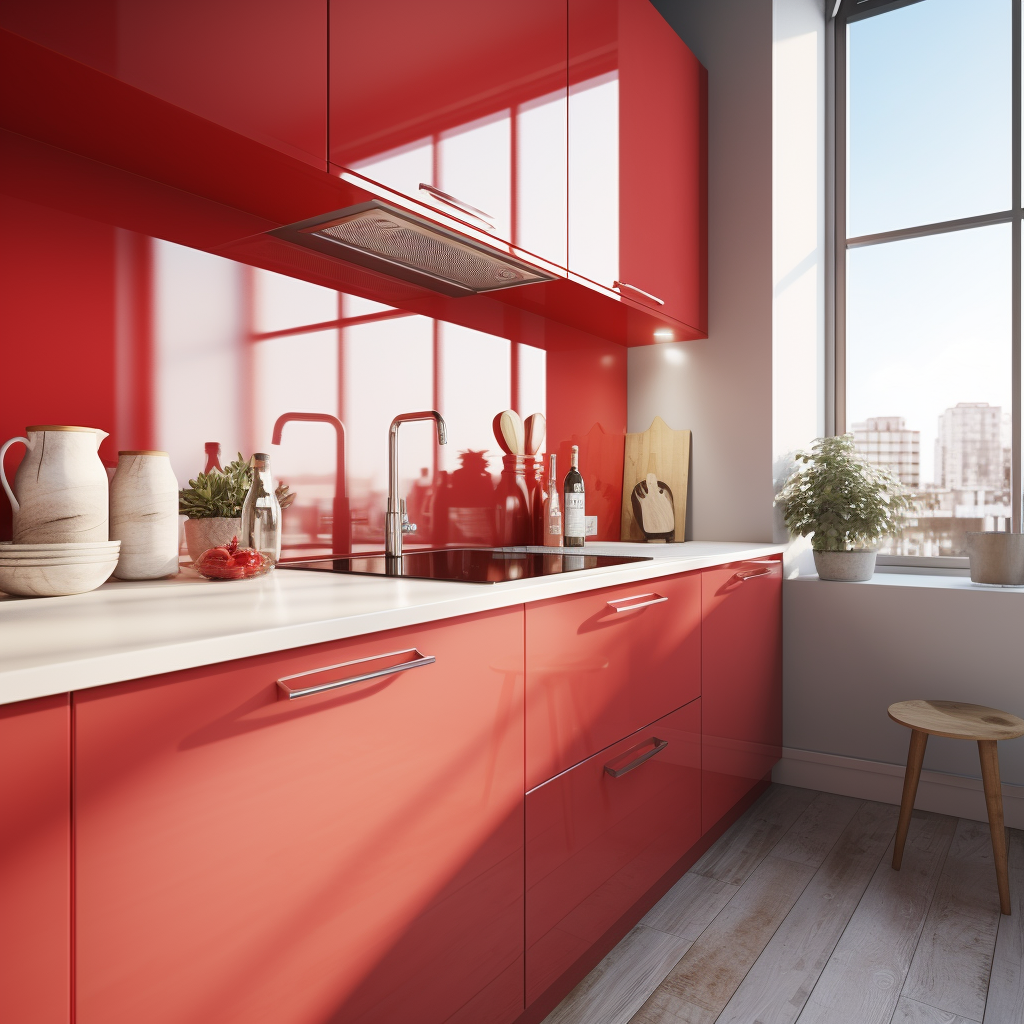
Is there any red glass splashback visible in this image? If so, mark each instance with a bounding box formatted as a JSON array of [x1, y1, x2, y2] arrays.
[[0, 130, 626, 552]]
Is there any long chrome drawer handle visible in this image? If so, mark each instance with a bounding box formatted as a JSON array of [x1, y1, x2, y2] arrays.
[[604, 738, 670, 778], [418, 183, 495, 230], [277, 648, 435, 700], [613, 280, 665, 306], [736, 567, 774, 581], [607, 593, 668, 613]]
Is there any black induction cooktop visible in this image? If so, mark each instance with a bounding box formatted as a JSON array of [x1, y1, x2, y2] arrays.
[[279, 548, 652, 584]]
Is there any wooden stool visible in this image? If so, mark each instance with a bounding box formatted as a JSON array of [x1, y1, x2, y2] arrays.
[[889, 700, 1024, 915]]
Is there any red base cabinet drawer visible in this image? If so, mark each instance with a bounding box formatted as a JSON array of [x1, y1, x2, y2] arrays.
[[74, 609, 525, 1024], [525, 699, 701, 1004], [526, 572, 700, 790], [0, 694, 71, 1024], [701, 560, 782, 833]]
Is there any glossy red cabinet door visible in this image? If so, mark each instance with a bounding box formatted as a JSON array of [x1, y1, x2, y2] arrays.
[[74, 610, 525, 1024], [0, 694, 71, 1024], [568, 0, 707, 334], [526, 699, 700, 1003], [329, 0, 568, 266], [701, 560, 783, 833], [0, 1, 327, 167], [526, 571, 700, 791]]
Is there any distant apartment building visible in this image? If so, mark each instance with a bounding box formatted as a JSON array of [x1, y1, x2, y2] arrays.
[[851, 416, 920, 488], [934, 402, 1005, 491]]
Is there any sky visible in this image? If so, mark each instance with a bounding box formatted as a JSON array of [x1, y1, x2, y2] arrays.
[[845, 0, 1012, 485]]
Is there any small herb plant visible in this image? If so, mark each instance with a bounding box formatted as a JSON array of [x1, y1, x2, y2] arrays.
[[774, 434, 912, 552], [179, 453, 294, 519]]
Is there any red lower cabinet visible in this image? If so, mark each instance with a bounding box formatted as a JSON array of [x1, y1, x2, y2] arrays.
[[701, 559, 783, 833], [525, 699, 701, 1003], [73, 609, 525, 1024], [526, 572, 701, 791], [0, 694, 71, 1024]]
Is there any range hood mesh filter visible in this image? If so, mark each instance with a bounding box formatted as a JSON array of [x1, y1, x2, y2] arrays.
[[312, 209, 542, 292]]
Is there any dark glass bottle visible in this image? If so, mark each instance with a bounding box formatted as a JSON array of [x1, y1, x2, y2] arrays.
[[563, 444, 585, 548]]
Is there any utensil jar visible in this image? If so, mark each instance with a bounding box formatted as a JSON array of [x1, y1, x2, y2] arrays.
[[110, 451, 180, 579]]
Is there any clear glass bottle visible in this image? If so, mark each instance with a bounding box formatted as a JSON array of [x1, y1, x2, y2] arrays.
[[241, 453, 282, 564]]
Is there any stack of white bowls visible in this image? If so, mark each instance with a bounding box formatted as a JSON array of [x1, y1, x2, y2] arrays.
[[0, 540, 121, 597]]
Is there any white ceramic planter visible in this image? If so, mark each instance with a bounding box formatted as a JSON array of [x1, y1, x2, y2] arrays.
[[966, 532, 1024, 585], [110, 451, 180, 580], [183, 517, 242, 562], [813, 549, 876, 582]]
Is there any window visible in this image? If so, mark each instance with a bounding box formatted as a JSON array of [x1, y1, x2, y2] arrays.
[[833, 0, 1019, 558]]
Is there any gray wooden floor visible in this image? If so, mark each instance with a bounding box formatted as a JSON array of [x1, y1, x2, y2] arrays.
[[543, 784, 1024, 1024]]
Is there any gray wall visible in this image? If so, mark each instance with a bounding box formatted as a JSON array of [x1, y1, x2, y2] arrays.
[[632, 0, 775, 543]]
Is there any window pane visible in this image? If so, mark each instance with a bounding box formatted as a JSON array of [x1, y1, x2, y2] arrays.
[[846, 224, 1011, 556], [848, 0, 1010, 238]]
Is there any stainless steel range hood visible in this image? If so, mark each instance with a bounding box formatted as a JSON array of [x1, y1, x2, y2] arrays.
[[268, 201, 556, 298]]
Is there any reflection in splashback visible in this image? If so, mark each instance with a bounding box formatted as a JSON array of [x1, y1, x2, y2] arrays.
[[0, 130, 627, 551]]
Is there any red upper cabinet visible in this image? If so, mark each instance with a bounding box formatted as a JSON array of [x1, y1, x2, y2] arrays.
[[329, 0, 568, 267], [568, 0, 707, 336], [0, 0, 327, 168], [0, 694, 71, 1024], [701, 560, 783, 833], [74, 610, 525, 1024]]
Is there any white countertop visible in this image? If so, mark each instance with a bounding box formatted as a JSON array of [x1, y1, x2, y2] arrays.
[[0, 541, 783, 705]]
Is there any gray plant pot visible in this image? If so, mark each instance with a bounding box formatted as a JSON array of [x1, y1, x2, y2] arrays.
[[966, 532, 1024, 586], [183, 517, 242, 562], [813, 550, 876, 582]]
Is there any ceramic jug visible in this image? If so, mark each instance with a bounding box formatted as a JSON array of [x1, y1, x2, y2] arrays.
[[110, 451, 179, 579], [0, 425, 110, 543]]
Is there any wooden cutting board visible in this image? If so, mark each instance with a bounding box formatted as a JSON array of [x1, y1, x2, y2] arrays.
[[620, 416, 690, 542]]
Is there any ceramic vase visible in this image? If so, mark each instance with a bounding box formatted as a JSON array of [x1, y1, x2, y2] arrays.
[[813, 550, 876, 582], [184, 517, 243, 562], [110, 451, 180, 580], [0, 425, 109, 543], [966, 532, 1024, 585]]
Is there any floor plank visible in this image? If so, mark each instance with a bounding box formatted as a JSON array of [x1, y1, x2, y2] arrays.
[[628, 854, 816, 1024], [543, 924, 692, 1024], [691, 784, 818, 886], [983, 828, 1024, 1023], [770, 792, 864, 868], [716, 799, 899, 1024], [794, 809, 957, 1024], [901, 818, 1001, 1021], [892, 994, 980, 1023], [640, 871, 739, 942]]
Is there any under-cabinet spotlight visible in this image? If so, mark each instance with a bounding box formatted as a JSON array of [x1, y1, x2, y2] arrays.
[[653, 327, 675, 342]]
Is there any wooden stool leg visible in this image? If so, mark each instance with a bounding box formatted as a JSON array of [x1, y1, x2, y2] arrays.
[[978, 739, 1011, 915], [893, 729, 928, 870]]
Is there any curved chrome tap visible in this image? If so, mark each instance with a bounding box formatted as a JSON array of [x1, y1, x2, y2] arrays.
[[387, 411, 447, 560]]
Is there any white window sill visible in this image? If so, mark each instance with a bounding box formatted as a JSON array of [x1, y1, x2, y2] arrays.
[[786, 571, 1024, 594]]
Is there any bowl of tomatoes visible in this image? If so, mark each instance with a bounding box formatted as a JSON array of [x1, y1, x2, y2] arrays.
[[194, 536, 272, 581]]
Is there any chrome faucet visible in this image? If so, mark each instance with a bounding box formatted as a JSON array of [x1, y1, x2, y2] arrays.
[[387, 411, 447, 561]]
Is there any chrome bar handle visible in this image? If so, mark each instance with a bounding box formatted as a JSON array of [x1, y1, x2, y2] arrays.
[[735, 560, 778, 582], [606, 593, 668, 613], [418, 183, 495, 230], [604, 738, 670, 778], [277, 648, 435, 700], [613, 280, 665, 306]]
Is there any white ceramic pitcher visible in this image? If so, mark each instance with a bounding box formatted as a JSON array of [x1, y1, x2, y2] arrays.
[[0, 425, 110, 543]]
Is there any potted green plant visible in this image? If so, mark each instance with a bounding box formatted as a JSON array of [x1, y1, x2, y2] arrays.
[[774, 434, 912, 581], [179, 454, 294, 561]]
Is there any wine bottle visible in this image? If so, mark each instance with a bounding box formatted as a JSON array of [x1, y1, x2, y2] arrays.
[[543, 453, 562, 547], [563, 445, 585, 548]]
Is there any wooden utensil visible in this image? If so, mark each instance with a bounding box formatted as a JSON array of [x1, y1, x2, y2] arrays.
[[523, 413, 546, 456], [630, 474, 675, 541], [621, 416, 690, 542], [492, 410, 525, 456]]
